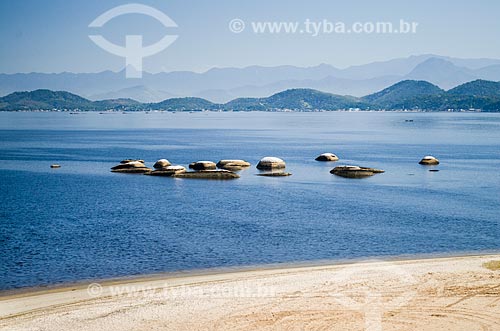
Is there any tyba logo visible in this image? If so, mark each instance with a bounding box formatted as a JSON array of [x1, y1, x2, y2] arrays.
[[89, 4, 178, 78]]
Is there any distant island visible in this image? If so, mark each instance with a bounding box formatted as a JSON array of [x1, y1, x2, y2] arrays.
[[1, 79, 500, 112]]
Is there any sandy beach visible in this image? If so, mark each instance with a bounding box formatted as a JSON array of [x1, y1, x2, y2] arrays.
[[1, 254, 499, 331]]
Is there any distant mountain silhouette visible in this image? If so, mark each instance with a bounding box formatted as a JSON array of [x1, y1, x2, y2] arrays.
[[2, 55, 500, 103], [404, 58, 477, 89]]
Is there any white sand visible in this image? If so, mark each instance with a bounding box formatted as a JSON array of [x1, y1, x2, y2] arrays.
[[1, 255, 499, 331]]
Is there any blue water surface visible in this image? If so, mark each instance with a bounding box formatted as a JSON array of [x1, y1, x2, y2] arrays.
[[0, 111, 499, 290]]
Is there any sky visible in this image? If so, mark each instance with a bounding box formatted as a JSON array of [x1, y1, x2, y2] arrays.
[[1, 0, 500, 74]]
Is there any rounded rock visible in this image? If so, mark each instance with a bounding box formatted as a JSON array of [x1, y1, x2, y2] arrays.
[[315, 153, 339, 162], [256, 157, 286, 170], [189, 161, 217, 171], [153, 159, 171, 169], [120, 159, 144, 164], [111, 160, 151, 173], [419, 156, 439, 165]]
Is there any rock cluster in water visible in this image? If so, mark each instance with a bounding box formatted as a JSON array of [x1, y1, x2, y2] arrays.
[[111, 159, 239, 179], [109, 153, 440, 180]]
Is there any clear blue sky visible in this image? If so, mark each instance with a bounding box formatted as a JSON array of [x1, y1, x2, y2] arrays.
[[1, 0, 499, 73]]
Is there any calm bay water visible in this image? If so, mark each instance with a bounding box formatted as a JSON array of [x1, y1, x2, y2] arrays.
[[0, 111, 499, 290]]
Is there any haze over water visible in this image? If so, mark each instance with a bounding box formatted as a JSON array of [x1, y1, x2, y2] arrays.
[[1, 111, 499, 290]]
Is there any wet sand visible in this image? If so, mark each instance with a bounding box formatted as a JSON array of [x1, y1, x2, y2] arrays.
[[1, 254, 499, 331]]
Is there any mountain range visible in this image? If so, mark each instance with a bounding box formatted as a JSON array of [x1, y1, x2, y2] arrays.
[[2, 54, 500, 103], [1, 79, 500, 112]]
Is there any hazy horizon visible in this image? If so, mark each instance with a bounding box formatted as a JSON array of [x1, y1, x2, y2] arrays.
[[1, 0, 500, 74], [1, 53, 500, 75]]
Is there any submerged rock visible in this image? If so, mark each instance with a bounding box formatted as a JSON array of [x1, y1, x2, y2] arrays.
[[257, 172, 292, 177], [219, 164, 246, 171], [256, 157, 286, 170], [419, 156, 439, 165], [111, 167, 152, 174], [216, 159, 251, 170], [330, 165, 385, 178], [153, 159, 171, 169], [146, 165, 186, 176], [189, 161, 217, 171], [173, 169, 239, 179], [111, 161, 151, 173], [315, 153, 339, 162]]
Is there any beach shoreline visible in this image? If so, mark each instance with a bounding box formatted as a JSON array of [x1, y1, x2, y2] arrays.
[[1, 253, 499, 330], [2, 250, 498, 299]]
